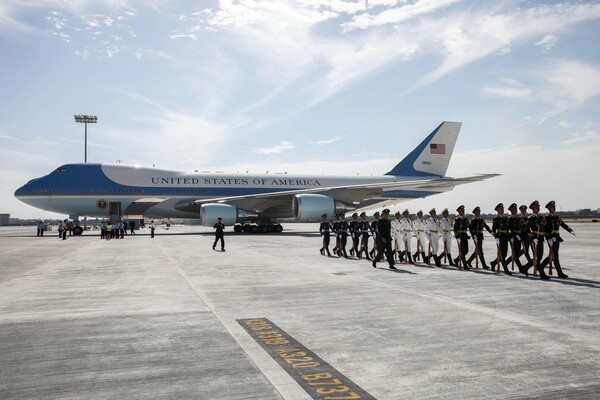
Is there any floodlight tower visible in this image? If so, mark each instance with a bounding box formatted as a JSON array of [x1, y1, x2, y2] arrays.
[[74, 114, 98, 163]]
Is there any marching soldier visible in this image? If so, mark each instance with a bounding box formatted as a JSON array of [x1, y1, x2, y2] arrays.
[[467, 206, 492, 269], [338, 212, 349, 258], [357, 212, 371, 260], [425, 208, 442, 267], [524, 200, 550, 280], [490, 203, 513, 275], [332, 213, 341, 257], [540, 200, 575, 278], [369, 211, 381, 259], [391, 211, 404, 262], [508, 203, 529, 274], [453, 205, 470, 269], [518, 205, 533, 267], [349, 212, 360, 257], [439, 208, 455, 266], [319, 213, 333, 256], [372, 209, 396, 269], [412, 210, 427, 263], [400, 209, 414, 264]]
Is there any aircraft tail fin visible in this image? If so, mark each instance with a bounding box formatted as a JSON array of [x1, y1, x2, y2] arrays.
[[385, 121, 461, 177]]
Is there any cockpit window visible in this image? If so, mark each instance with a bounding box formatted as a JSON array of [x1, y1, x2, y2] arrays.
[[56, 167, 67, 172]]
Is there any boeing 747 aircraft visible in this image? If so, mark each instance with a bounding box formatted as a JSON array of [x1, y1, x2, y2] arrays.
[[15, 121, 497, 234]]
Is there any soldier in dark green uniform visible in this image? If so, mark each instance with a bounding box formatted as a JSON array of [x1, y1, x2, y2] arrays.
[[540, 200, 575, 278], [349, 212, 360, 257], [453, 205, 470, 270], [338, 212, 349, 258], [490, 203, 512, 275], [467, 206, 492, 269], [507, 203, 529, 274], [357, 212, 371, 260], [524, 200, 550, 280], [319, 213, 333, 256], [372, 209, 396, 269]]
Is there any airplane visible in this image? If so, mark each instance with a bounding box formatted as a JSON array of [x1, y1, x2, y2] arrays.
[[14, 121, 497, 234]]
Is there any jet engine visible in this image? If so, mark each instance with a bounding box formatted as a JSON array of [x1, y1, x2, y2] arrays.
[[200, 204, 237, 226], [292, 194, 335, 221]]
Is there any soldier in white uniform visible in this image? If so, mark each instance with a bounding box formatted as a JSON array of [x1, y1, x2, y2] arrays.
[[391, 211, 404, 262], [400, 209, 414, 264], [412, 210, 427, 263], [439, 208, 455, 266], [425, 208, 441, 266]]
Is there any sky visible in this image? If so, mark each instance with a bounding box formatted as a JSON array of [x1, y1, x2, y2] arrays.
[[1, 0, 599, 219]]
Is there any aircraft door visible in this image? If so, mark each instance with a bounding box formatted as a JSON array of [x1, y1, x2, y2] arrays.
[[109, 202, 122, 224]]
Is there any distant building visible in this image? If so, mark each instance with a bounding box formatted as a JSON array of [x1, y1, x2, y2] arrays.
[[576, 209, 593, 216], [0, 214, 9, 226]]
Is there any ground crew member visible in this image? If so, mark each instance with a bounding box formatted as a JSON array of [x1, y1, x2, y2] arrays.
[[391, 211, 403, 262], [369, 212, 381, 259], [319, 213, 333, 256], [149, 220, 155, 239], [373, 209, 396, 269], [213, 217, 225, 251], [412, 210, 427, 262], [400, 209, 413, 264], [106, 221, 113, 240], [467, 206, 492, 268], [100, 220, 106, 239], [524, 200, 549, 280], [425, 208, 441, 266], [439, 208, 454, 266], [540, 200, 575, 278], [37, 220, 44, 237], [508, 203, 529, 274], [357, 212, 371, 260], [453, 205, 470, 269], [490, 203, 513, 275], [349, 212, 360, 257]]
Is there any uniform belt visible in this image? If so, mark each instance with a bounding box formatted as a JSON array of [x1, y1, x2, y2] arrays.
[[552, 230, 560, 234], [442, 230, 450, 232], [428, 230, 439, 233], [417, 229, 424, 232], [532, 230, 544, 235], [475, 230, 483, 233]]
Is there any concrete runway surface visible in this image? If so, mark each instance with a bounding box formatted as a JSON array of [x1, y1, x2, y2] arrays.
[[1, 223, 599, 399]]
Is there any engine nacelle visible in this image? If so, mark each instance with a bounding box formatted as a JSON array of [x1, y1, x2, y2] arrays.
[[292, 194, 335, 221], [200, 204, 237, 227]]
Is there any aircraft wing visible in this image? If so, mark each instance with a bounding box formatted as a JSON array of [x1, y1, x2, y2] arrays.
[[189, 174, 499, 215]]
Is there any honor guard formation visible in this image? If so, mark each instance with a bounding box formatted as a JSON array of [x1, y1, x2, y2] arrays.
[[319, 200, 576, 280]]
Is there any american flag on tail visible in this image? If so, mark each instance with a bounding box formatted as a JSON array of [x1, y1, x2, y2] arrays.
[[430, 143, 445, 154]]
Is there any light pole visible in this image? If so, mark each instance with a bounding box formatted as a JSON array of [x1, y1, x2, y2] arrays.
[[74, 114, 98, 163]]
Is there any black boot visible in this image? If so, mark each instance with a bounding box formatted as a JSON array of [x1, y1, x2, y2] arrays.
[[365, 248, 371, 260], [398, 251, 404, 263], [413, 252, 419, 261], [326, 248, 331, 256], [461, 256, 470, 270], [434, 254, 441, 267], [407, 252, 414, 264], [502, 261, 512, 276], [538, 264, 551, 280], [555, 261, 568, 278], [320, 248, 324, 255], [448, 254, 455, 266]]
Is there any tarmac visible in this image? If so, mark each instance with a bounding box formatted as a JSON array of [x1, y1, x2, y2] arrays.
[[1, 222, 599, 399]]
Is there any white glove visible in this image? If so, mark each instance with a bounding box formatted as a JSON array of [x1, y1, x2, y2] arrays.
[[495, 238, 500, 245], [456, 240, 461, 247], [533, 238, 538, 246], [547, 239, 553, 247], [516, 234, 521, 241], [473, 236, 478, 245], [510, 237, 514, 243], [570, 231, 576, 236]]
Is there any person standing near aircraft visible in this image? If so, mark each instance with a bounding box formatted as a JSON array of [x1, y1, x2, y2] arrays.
[[540, 201, 575, 278], [508, 203, 528, 274], [100, 220, 106, 239], [37, 220, 44, 237], [453, 205, 470, 270], [357, 212, 371, 260], [319, 213, 333, 256], [425, 208, 442, 267], [467, 206, 492, 269], [373, 209, 396, 269], [130, 220, 136, 235], [213, 217, 225, 251], [391, 211, 403, 262], [524, 200, 550, 280], [150, 220, 155, 239], [400, 209, 413, 264], [412, 210, 427, 263], [490, 203, 512, 275], [105, 221, 113, 240], [439, 208, 454, 266]]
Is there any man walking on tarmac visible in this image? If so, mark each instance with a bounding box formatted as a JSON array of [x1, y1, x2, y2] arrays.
[[213, 217, 226, 251], [373, 209, 396, 270]]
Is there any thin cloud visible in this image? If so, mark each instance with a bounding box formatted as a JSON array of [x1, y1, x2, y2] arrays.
[[308, 136, 343, 145], [250, 141, 295, 154], [481, 78, 532, 98], [535, 34, 558, 51]]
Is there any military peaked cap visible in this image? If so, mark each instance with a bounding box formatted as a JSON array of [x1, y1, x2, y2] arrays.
[[360, 211, 366, 216], [519, 205, 527, 211], [508, 203, 517, 210], [456, 205, 465, 212], [417, 209, 423, 214], [494, 203, 504, 211], [382, 208, 390, 213], [529, 200, 540, 209], [429, 208, 436, 213], [373, 211, 380, 216], [472, 206, 481, 213], [352, 212, 358, 217], [545, 200, 556, 209], [321, 213, 327, 218], [442, 208, 449, 213], [402, 209, 409, 214]]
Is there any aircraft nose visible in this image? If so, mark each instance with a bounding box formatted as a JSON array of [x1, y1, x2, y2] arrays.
[[14, 184, 26, 197]]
